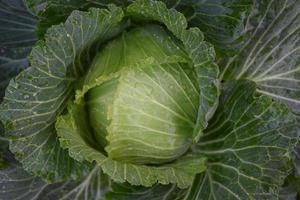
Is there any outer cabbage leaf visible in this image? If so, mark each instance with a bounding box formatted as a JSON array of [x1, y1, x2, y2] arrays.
[[0, 152, 55, 200], [220, 0, 300, 122], [0, 5, 126, 182], [1, 152, 184, 200], [105, 182, 186, 200], [0, 0, 37, 100], [27, 0, 126, 37], [219, 0, 300, 184], [0, 0, 37, 175], [184, 80, 298, 199], [162, 0, 253, 55], [0, 152, 109, 200], [33, 0, 101, 37], [282, 143, 300, 198]]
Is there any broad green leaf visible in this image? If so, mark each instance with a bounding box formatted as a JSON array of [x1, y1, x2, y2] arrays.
[[0, 6, 126, 182], [220, 0, 300, 123], [219, 0, 300, 180], [0, 49, 30, 100], [0, 0, 37, 47], [0, 0, 37, 100], [34, 0, 101, 37], [106, 183, 186, 200], [1, 153, 184, 200], [31, 0, 126, 37], [162, 0, 253, 55], [0, 153, 109, 200], [56, 101, 207, 189], [0, 0, 36, 166], [40, 166, 109, 200], [52, 167, 109, 200], [0, 152, 48, 199], [185, 80, 298, 199]]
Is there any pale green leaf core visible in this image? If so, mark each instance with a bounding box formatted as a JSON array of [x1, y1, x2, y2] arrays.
[[83, 25, 198, 164]]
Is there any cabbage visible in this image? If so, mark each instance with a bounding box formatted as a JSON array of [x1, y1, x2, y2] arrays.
[[0, 0, 299, 199]]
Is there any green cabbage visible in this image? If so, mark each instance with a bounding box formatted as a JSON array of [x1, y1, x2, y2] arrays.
[[0, 0, 299, 199], [85, 25, 197, 164]]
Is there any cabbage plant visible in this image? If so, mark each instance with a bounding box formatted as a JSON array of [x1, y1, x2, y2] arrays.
[[0, 0, 300, 199]]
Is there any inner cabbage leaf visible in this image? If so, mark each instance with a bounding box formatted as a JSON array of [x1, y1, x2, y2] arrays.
[[84, 25, 198, 164]]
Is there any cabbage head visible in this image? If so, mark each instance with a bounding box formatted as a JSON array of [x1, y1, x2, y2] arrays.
[[51, 0, 220, 188], [10, 0, 219, 188]]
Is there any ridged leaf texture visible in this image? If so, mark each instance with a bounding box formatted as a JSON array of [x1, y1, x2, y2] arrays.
[[0, 5, 126, 182], [185, 80, 298, 199]]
